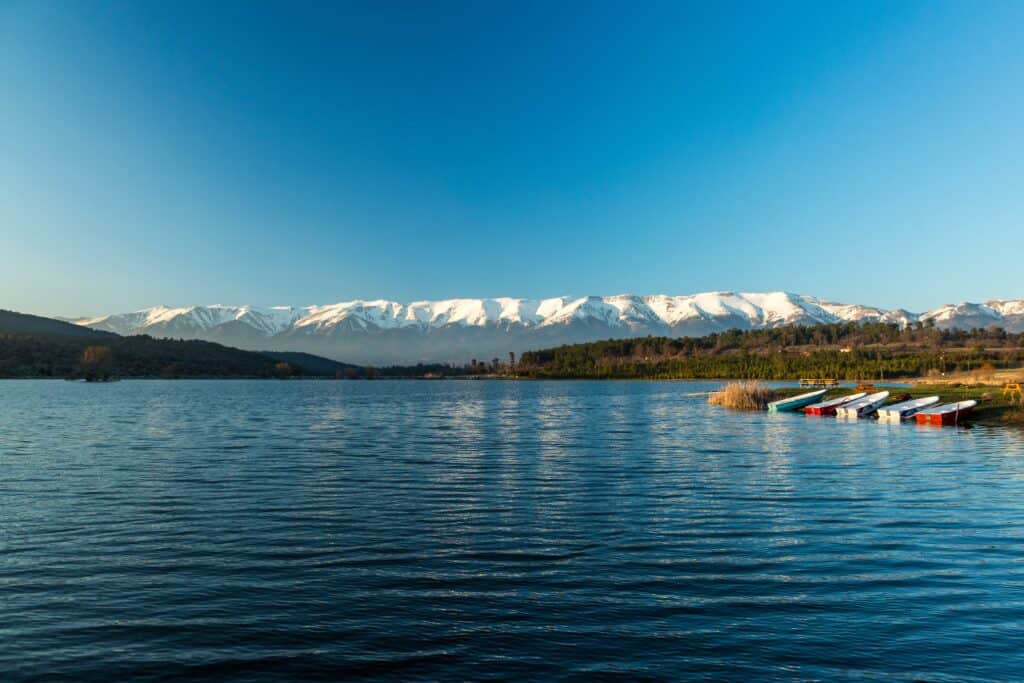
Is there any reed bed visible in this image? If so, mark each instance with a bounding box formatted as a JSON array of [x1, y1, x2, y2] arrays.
[[708, 381, 777, 410]]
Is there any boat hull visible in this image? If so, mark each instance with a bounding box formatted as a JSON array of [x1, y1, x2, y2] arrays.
[[915, 402, 976, 425], [877, 396, 940, 421], [807, 406, 838, 416], [805, 392, 867, 416], [767, 389, 827, 412], [856, 403, 885, 417], [928, 407, 974, 425], [835, 391, 890, 418]]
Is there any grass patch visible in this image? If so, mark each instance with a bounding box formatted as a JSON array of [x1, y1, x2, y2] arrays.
[[1000, 406, 1024, 426], [708, 381, 778, 410]]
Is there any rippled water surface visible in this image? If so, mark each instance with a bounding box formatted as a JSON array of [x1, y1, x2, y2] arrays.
[[3, 379, 1024, 681]]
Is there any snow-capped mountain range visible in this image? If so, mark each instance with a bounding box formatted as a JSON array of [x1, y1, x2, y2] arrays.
[[71, 292, 1024, 365]]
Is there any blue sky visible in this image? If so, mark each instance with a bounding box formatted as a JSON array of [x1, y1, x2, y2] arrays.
[[2, 1, 1022, 316]]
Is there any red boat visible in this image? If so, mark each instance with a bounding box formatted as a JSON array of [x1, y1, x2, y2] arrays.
[[804, 392, 866, 416], [914, 400, 977, 425]]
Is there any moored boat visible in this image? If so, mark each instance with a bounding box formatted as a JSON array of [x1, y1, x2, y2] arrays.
[[877, 396, 940, 421], [805, 392, 867, 416], [835, 391, 890, 418], [914, 400, 978, 426], [767, 389, 827, 412]]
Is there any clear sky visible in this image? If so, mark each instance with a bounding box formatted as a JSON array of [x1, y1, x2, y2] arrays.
[[2, 0, 1022, 317]]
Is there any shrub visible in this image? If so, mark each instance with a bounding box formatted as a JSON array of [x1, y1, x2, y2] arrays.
[[708, 381, 777, 410]]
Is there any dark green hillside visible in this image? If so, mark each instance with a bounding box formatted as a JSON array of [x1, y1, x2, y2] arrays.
[[0, 309, 116, 338], [0, 309, 357, 379], [261, 351, 364, 378], [0, 334, 281, 379]]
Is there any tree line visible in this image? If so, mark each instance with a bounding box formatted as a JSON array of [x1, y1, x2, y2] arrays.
[[513, 322, 1024, 380]]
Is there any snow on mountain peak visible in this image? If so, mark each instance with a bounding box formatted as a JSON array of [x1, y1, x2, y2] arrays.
[[63, 292, 922, 337], [71, 293, 1024, 364]]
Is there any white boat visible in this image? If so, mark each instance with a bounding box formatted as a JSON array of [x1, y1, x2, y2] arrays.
[[877, 396, 940, 421], [767, 389, 827, 412], [804, 392, 867, 415], [835, 391, 890, 418]]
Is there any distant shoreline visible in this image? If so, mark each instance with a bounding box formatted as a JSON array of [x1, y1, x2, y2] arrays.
[[0, 374, 924, 384], [9, 374, 1021, 426]]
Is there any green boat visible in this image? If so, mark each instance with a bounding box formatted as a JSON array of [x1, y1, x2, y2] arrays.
[[767, 389, 827, 412]]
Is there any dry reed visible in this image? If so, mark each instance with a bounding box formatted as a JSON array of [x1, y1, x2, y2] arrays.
[[708, 381, 777, 410]]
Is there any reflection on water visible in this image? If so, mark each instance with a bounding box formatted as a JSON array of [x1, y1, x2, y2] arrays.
[[2, 379, 1024, 681]]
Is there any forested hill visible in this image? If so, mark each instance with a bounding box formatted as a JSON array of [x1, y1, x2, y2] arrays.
[[260, 351, 363, 378], [515, 322, 1024, 380], [0, 309, 116, 338], [0, 309, 355, 379]]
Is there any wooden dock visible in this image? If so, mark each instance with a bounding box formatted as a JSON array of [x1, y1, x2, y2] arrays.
[[799, 378, 840, 388]]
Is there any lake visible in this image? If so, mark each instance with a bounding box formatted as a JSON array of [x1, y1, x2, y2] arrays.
[[3, 379, 1024, 681]]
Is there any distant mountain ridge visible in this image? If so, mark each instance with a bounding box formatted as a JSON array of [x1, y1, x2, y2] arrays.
[[70, 292, 1024, 364]]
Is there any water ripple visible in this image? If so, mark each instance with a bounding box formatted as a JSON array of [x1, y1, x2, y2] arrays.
[[2, 379, 1024, 681]]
